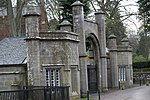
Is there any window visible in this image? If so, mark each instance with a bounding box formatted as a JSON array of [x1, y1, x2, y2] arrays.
[[119, 67, 126, 81], [46, 69, 60, 86]]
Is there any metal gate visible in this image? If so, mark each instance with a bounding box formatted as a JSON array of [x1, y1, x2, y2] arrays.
[[87, 65, 98, 91]]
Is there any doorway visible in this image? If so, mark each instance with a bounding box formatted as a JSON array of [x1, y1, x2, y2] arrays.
[[86, 37, 98, 92]]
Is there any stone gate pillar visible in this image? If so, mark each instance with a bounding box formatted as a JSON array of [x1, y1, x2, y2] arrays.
[[72, 1, 88, 96], [108, 34, 119, 88], [121, 38, 133, 86], [95, 11, 108, 91], [23, 1, 42, 86]]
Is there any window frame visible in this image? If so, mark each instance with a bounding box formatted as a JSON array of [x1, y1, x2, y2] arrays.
[[46, 68, 61, 86]]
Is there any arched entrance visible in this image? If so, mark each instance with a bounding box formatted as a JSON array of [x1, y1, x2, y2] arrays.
[[86, 36, 99, 91]]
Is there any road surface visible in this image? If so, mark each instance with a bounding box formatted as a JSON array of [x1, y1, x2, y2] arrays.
[[100, 85, 150, 100]]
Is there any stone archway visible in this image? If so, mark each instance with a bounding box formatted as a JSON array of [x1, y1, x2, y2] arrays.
[[86, 35, 100, 92]]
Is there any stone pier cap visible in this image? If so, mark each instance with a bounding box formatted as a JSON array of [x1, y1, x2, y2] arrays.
[[36, 31, 80, 42], [71, 1, 84, 6]]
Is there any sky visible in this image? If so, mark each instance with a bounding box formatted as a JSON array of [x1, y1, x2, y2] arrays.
[[12, 0, 16, 6], [120, 0, 140, 34]]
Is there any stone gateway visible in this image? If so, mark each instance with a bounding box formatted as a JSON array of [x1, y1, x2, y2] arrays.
[[0, 1, 133, 100]]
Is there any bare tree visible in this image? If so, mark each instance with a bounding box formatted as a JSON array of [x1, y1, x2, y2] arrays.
[[44, 0, 61, 30], [88, 0, 139, 43], [45, 0, 61, 21]]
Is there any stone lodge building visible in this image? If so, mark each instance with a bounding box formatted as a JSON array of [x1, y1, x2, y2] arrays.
[[0, 1, 133, 99]]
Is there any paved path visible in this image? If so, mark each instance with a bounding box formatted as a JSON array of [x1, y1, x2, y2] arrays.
[[100, 85, 150, 100]]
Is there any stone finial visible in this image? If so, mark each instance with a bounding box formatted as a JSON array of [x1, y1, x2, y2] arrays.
[[71, 1, 84, 6], [60, 20, 72, 26], [108, 34, 116, 39], [23, 0, 40, 16], [108, 34, 117, 49], [121, 37, 129, 46], [121, 37, 129, 42], [60, 20, 72, 32]]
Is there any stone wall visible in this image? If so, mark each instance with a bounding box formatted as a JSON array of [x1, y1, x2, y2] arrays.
[[39, 31, 80, 95], [0, 64, 27, 90], [40, 32, 79, 65], [84, 20, 98, 37]]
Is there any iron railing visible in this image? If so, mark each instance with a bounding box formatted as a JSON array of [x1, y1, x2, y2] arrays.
[[0, 86, 70, 100]]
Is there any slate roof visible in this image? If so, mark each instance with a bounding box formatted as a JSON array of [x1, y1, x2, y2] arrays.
[[0, 37, 27, 64]]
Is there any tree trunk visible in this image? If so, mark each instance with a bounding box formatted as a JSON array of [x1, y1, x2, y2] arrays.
[[7, 0, 17, 36], [16, 0, 25, 36]]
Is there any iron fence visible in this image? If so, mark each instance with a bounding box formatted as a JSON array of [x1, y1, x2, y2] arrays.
[[0, 86, 70, 100]]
